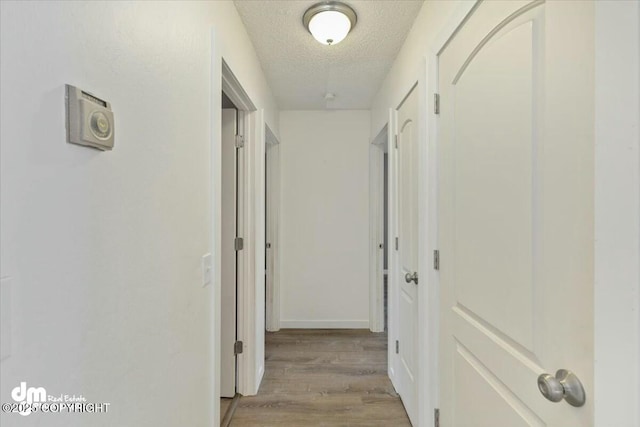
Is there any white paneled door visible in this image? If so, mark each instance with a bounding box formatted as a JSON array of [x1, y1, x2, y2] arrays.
[[396, 86, 419, 426], [438, 1, 594, 426]]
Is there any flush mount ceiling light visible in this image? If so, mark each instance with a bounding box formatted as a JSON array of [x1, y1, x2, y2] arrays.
[[303, 2, 357, 46]]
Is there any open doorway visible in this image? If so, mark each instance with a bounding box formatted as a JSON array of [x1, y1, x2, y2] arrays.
[[370, 125, 389, 333], [265, 125, 280, 332], [220, 90, 243, 422], [218, 60, 259, 425], [383, 151, 389, 331]]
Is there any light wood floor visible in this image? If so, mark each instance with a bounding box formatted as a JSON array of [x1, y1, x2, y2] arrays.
[[229, 329, 412, 426], [221, 398, 233, 420]]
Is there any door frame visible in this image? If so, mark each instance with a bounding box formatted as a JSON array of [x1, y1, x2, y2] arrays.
[[418, 3, 480, 425], [386, 78, 430, 422], [384, 77, 431, 423], [369, 125, 388, 333], [220, 106, 241, 398], [386, 108, 400, 391], [213, 55, 269, 424], [265, 124, 281, 332], [221, 60, 256, 397], [424, 1, 640, 426], [593, 1, 640, 424]]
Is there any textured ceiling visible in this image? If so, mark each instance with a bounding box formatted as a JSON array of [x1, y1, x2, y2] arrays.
[[234, 0, 424, 110]]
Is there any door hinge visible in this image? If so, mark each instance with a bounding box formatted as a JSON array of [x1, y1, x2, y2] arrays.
[[395, 340, 399, 354], [234, 341, 243, 355], [235, 134, 244, 148], [235, 237, 244, 251], [266, 242, 271, 249], [434, 408, 440, 427], [434, 93, 440, 115], [395, 237, 399, 251], [394, 134, 398, 149], [433, 250, 440, 270]]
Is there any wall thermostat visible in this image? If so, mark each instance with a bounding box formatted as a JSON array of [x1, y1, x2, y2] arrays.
[[65, 84, 114, 151]]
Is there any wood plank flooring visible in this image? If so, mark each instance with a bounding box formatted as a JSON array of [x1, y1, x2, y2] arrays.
[[221, 398, 233, 419], [229, 329, 412, 427]]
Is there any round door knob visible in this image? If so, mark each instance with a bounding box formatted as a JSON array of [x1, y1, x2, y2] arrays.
[[537, 373, 564, 402], [537, 369, 586, 407]]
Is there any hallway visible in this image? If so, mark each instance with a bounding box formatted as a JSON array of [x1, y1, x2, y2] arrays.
[[228, 330, 411, 426], [1, 1, 639, 426]]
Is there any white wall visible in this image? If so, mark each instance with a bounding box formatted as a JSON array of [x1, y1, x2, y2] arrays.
[[279, 111, 371, 328], [594, 1, 640, 425], [370, 0, 467, 136], [0, 1, 277, 426]]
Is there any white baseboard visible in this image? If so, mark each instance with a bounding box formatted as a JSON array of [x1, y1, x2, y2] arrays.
[[279, 320, 370, 329]]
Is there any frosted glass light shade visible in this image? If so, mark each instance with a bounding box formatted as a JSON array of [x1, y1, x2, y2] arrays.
[[303, 2, 357, 46], [308, 10, 352, 45]]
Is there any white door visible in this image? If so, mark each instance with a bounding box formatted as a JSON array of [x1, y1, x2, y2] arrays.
[[438, 1, 594, 426], [221, 108, 238, 398], [396, 87, 419, 425]]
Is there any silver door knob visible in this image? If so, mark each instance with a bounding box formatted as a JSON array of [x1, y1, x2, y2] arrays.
[[404, 272, 418, 285], [537, 369, 586, 407]]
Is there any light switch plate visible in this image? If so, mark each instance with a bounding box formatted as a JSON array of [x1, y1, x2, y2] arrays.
[[202, 254, 212, 287], [1, 277, 12, 361]]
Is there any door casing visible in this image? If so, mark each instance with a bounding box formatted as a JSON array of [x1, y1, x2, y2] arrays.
[[212, 57, 269, 426], [220, 106, 240, 398], [265, 125, 281, 332], [593, 1, 640, 424], [369, 125, 387, 333]]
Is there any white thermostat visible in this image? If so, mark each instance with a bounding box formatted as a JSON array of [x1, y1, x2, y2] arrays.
[[65, 84, 114, 151]]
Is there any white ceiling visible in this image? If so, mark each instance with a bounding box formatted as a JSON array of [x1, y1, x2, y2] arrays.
[[233, 0, 424, 110]]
